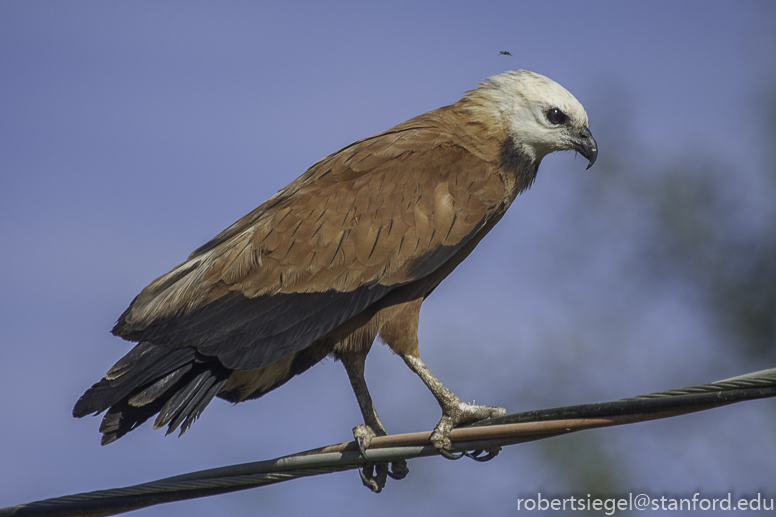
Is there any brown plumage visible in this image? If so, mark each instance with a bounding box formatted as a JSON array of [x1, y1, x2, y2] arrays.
[[74, 70, 596, 490]]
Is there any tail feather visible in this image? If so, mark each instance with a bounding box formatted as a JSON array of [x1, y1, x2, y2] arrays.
[[127, 364, 193, 407], [166, 374, 226, 435], [185, 379, 224, 431], [99, 396, 164, 445], [154, 370, 221, 432], [73, 342, 230, 445], [73, 344, 196, 417]]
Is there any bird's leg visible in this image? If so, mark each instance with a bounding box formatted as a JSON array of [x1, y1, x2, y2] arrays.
[[340, 350, 386, 450], [377, 299, 503, 456], [339, 351, 409, 492], [401, 353, 506, 457]]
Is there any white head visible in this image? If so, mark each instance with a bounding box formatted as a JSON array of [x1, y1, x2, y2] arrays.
[[465, 70, 597, 168]]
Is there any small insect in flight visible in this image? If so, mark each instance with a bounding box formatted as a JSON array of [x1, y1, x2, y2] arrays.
[[499, 50, 512, 56]]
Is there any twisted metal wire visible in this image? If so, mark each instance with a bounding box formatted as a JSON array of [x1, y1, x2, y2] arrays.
[[470, 367, 776, 428], [631, 368, 776, 399], [3, 367, 776, 517]]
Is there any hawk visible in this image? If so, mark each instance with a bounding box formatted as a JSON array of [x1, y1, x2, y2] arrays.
[[74, 70, 597, 490]]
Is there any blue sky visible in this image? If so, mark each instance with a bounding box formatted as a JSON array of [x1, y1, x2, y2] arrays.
[[2, 2, 776, 516]]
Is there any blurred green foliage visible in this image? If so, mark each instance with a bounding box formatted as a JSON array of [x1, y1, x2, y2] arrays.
[[649, 94, 776, 358]]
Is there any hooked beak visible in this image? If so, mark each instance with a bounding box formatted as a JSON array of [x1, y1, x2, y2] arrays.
[[574, 126, 598, 170]]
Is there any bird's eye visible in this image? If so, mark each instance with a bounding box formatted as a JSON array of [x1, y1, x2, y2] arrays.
[[547, 108, 567, 125]]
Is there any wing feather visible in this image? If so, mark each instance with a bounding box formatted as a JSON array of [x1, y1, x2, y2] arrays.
[[113, 107, 508, 370]]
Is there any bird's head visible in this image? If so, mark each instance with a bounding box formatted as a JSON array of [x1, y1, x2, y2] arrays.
[[467, 70, 598, 169]]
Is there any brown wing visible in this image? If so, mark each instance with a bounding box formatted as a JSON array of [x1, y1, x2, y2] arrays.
[[113, 108, 507, 370]]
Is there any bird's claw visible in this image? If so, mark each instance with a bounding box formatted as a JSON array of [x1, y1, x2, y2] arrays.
[[465, 448, 501, 462], [356, 435, 369, 460], [437, 448, 465, 460], [357, 458, 409, 492], [430, 400, 506, 459], [353, 424, 409, 491], [353, 424, 375, 459], [387, 460, 409, 480], [359, 463, 387, 493]]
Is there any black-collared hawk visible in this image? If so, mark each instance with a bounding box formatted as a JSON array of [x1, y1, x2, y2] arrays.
[[74, 70, 597, 490]]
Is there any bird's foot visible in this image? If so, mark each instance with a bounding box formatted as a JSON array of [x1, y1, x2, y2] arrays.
[[353, 425, 409, 493], [431, 400, 506, 458], [353, 424, 377, 456]]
